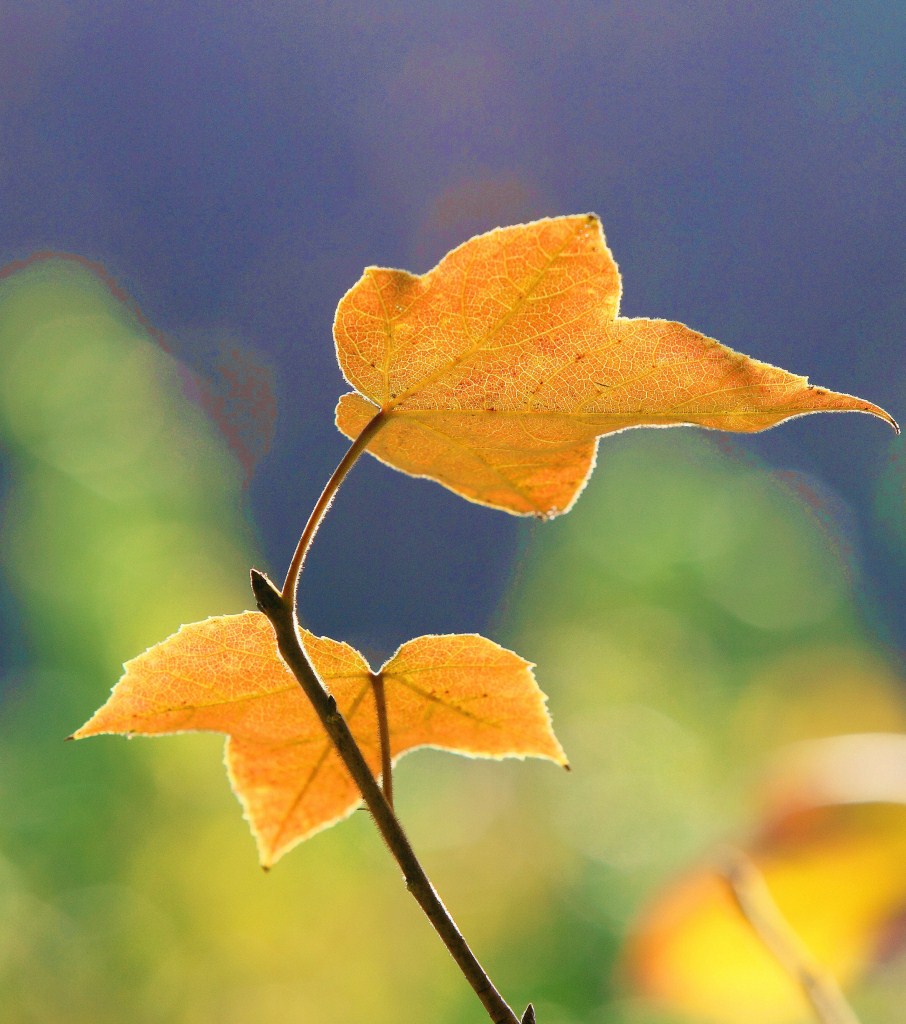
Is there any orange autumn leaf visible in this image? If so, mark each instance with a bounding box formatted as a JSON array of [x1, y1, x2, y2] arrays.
[[627, 737, 906, 1022], [628, 807, 906, 1023], [73, 612, 566, 866], [334, 214, 897, 517]]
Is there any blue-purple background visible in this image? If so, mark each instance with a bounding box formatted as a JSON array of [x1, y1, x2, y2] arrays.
[[2, 0, 903, 656]]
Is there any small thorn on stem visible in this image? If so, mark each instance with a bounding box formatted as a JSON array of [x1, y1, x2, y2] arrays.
[[521, 1004, 536, 1024]]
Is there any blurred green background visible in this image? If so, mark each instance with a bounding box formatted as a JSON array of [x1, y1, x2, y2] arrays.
[[1, 257, 904, 1023]]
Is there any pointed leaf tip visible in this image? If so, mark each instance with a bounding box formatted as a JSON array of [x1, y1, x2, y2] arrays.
[[334, 215, 895, 516]]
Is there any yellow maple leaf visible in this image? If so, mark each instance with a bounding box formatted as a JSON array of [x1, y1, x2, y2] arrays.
[[627, 735, 906, 1022], [334, 214, 896, 517], [73, 613, 566, 866]]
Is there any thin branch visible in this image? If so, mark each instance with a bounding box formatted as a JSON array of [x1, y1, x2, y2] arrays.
[[281, 410, 387, 606], [722, 850, 861, 1024], [252, 570, 521, 1024], [370, 672, 394, 808], [286, 408, 395, 804]]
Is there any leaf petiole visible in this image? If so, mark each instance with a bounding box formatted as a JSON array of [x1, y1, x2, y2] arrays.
[[281, 409, 387, 606], [280, 408, 398, 823], [369, 671, 394, 808]]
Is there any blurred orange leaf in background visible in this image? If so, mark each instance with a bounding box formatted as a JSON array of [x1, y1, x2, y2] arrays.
[[334, 215, 896, 517], [74, 613, 565, 866], [627, 734, 906, 1022]]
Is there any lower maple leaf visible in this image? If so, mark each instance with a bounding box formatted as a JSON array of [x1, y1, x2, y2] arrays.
[[73, 613, 566, 866]]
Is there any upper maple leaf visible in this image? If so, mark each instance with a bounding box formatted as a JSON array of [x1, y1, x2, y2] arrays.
[[73, 613, 565, 866], [334, 214, 896, 517]]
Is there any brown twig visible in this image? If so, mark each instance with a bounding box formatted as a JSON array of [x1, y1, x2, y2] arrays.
[[262, 415, 524, 1022], [723, 849, 861, 1024], [284, 412, 398, 812], [252, 575, 520, 1024]]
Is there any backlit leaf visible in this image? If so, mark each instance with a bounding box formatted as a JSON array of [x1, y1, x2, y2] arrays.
[[334, 215, 896, 516], [74, 613, 565, 866], [627, 735, 906, 1022]]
